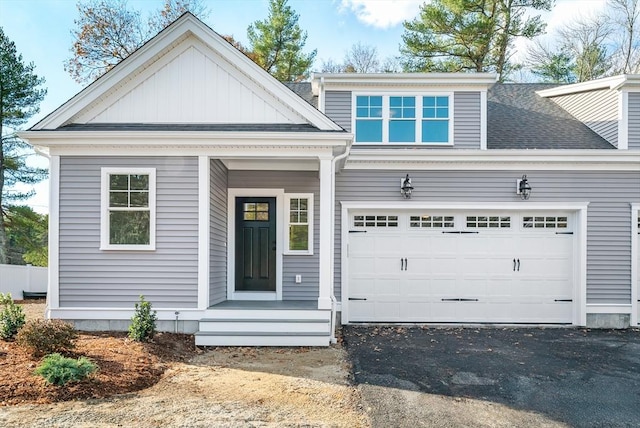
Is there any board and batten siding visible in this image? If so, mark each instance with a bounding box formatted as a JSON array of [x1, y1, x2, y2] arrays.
[[323, 91, 481, 148], [228, 170, 320, 300], [550, 89, 619, 146], [629, 92, 640, 150], [209, 160, 228, 306], [58, 156, 199, 308], [335, 170, 640, 304]]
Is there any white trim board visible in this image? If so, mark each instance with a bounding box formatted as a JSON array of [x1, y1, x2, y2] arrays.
[[48, 156, 60, 310], [339, 201, 589, 326], [227, 188, 285, 301], [198, 156, 211, 310], [632, 203, 639, 326]]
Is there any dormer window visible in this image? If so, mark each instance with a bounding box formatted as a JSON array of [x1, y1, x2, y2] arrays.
[[354, 93, 453, 144]]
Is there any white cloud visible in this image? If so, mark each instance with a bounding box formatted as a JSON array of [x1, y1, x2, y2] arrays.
[[339, 0, 423, 29]]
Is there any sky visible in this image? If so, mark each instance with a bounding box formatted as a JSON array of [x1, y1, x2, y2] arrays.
[[0, 0, 609, 214]]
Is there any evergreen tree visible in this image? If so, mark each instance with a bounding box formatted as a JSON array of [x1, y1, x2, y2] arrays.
[[247, 0, 316, 81], [0, 27, 47, 264]]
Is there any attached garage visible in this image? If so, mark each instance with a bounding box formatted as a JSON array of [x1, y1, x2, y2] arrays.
[[342, 206, 582, 325]]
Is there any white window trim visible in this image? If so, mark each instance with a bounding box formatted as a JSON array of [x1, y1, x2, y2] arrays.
[[284, 193, 314, 255], [100, 167, 156, 251], [352, 92, 454, 145]]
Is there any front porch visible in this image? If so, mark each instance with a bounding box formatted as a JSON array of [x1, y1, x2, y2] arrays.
[[195, 300, 332, 346]]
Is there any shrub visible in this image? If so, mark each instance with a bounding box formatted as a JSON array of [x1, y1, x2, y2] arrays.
[[128, 295, 157, 342], [0, 293, 26, 340], [35, 353, 97, 386], [16, 319, 78, 357]]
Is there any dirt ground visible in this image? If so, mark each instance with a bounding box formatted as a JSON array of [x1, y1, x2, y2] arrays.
[[0, 301, 368, 427]]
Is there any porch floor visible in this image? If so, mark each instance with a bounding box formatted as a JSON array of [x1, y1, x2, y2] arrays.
[[207, 300, 319, 310]]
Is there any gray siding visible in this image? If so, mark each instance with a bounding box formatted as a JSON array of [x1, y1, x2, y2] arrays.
[[551, 89, 619, 146], [325, 91, 351, 131], [453, 92, 481, 149], [209, 160, 228, 306], [228, 170, 320, 300], [59, 156, 199, 308], [629, 92, 640, 150], [335, 170, 640, 304], [324, 91, 481, 148]]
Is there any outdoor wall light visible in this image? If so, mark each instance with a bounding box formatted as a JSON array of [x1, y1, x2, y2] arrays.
[[517, 174, 532, 200], [400, 174, 414, 199]]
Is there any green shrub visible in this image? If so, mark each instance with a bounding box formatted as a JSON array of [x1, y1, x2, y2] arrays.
[[35, 353, 97, 386], [128, 295, 157, 342], [0, 293, 26, 340], [16, 319, 78, 357]]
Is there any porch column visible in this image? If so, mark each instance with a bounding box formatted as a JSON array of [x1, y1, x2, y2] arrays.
[[318, 156, 333, 310], [197, 155, 210, 310]]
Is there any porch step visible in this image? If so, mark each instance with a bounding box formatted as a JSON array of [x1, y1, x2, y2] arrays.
[[198, 318, 330, 333], [202, 308, 329, 320], [194, 331, 331, 347]]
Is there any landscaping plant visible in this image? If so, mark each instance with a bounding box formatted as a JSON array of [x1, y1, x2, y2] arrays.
[[35, 353, 97, 386], [0, 293, 25, 340], [16, 319, 78, 357], [128, 295, 157, 342]]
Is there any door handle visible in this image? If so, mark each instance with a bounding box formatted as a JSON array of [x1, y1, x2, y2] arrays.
[[401, 258, 404, 271], [517, 259, 520, 271], [404, 258, 408, 271], [513, 258, 516, 271]]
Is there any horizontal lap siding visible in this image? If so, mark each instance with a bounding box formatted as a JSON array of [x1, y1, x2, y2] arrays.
[[59, 156, 199, 308], [228, 171, 320, 300], [325, 91, 351, 131], [453, 92, 481, 149], [551, 90, 619, 146], [629, 93, 640, 150], [335, 170, 640, 304], [210, 160, 228, 306]]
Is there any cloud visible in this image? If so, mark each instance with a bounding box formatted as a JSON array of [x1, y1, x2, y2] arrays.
[[339, 0, 423, 29]]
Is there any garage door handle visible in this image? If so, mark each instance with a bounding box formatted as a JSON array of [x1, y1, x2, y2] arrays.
[[554, 299, 573, 302], [555, 232, 573, 235], [349, 230, 367, 233], [348, 297, 367, 301], [517, 259, 520, 271], [513, 259, 516, 271], [442, 231, 479, 234], [404, 258, 408, 271], [441, 298, 479, 302]]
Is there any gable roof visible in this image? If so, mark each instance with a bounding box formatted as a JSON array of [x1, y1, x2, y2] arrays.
[[31, 13, 341, 132], [487, 83, 614, 149]]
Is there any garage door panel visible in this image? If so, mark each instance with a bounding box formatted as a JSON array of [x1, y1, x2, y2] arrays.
[[347, 211, 574, 324]]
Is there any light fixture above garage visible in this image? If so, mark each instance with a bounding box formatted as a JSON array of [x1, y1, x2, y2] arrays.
[[400, 174, 414, 199], [517, 175, 532, 200]]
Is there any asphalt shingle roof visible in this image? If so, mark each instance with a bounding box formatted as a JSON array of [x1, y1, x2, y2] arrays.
[[487, 83, 614, 149]]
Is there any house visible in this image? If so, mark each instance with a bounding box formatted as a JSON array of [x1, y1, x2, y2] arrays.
[[19, 14, 640, 346]]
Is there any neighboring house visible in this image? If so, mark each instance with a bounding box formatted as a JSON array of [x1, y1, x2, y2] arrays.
[[20, 14, 640, 346]]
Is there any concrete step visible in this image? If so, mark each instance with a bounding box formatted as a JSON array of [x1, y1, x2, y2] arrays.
[[194, 331, 331, 347], [202, 308, 330, 320]]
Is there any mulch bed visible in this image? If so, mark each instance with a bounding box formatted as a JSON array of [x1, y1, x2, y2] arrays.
[[0, 331, 198, 406]]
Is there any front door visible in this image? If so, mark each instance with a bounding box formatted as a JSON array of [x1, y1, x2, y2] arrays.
[[235, 197, 277, 292]]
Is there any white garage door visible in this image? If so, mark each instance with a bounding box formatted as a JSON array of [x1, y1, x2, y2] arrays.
[[347, 211, 574, 324]]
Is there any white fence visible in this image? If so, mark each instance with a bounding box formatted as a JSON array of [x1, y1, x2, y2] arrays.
[[0, 264, 48, 299]]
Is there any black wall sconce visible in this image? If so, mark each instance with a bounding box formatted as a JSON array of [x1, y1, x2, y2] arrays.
[[517, 174, 532, 200], [401, 174, 414, 199]]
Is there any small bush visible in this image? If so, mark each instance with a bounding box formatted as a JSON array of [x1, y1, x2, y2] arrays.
[[128, 295, 157, 342], [35, 353, 97, 386], [16, 319, 78, 357], [0, 293, 26, 340]]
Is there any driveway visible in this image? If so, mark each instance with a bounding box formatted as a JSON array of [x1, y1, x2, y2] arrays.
[[343, 326, 640, 427]]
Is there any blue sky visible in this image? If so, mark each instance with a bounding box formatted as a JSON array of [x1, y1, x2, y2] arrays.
[[0, 0, 608, 213]]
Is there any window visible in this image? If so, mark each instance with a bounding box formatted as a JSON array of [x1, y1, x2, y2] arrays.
[[522, 216, 568, 229], [101, 168, 156, 250], [466, 216, 511, 228], [353, 215, 399, 228], [410, 215, 455, 228], [285, 194, 313, 254], [354, 94, 452, 144]]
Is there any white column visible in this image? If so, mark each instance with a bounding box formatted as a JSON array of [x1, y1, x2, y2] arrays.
[[197, 156, 210, 310], [318, 156, 333, 310]]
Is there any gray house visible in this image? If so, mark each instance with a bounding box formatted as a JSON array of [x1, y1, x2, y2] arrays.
[[20, 14, 640, 346]]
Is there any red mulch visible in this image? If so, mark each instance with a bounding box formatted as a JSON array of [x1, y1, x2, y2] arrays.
[[0, 331, 198, 406]]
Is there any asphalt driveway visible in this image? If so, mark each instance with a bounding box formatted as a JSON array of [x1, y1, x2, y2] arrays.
[[343, 326, 640, 427]]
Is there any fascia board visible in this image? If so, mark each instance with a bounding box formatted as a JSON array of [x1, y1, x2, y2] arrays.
[[536, 75, 629, 97], [33, 14, 341, 132]]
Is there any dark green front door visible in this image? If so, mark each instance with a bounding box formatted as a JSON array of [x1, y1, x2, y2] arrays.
[[235, 197, 276, 292]]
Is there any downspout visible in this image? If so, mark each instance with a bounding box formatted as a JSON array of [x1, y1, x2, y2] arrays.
[[329, 141, 352, 344]]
